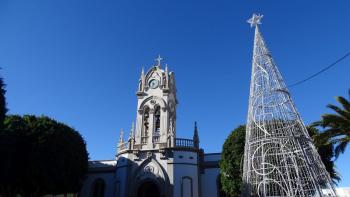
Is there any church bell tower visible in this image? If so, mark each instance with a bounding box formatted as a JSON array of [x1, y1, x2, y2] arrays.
[[114, 56, 201, 197], [134, 55, 178, 150]]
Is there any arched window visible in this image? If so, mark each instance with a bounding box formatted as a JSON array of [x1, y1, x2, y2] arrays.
[[181, 176, 193, 197], [153, 105, 161, 142], [91, 178, 105, 197], [142, 106, 150, 144], [138, 80, 142, 91], [154, 106, 161, 133]]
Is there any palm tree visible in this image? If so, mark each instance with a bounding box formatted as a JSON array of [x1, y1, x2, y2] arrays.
[[312, 90, 350, 159], [307, 126, 341, 184]]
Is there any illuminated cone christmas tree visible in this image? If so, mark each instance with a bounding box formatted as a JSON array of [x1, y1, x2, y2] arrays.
[[242, 14, 336, 197]]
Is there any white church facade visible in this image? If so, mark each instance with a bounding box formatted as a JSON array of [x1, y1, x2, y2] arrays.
[[79, 57, 222, 197]]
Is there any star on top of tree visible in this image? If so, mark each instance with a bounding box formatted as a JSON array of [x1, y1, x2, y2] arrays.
[[247, 13, 263, 27]]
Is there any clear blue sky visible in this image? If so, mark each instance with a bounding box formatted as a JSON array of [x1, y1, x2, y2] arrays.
[[1, 0, 349, 187]]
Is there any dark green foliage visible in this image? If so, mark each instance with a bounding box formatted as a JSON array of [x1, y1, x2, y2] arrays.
[[0, 115, 89, 196], [219, 125, 246, 197], [0, 76, 7, 128], [312, 90, 350, 159], [307, 126, 341, 185]]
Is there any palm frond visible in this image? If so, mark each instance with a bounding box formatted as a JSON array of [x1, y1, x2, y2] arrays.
[[327, 103, 350, 120], [316, 128, 348, 148], [321, 114, 350, 129], [310, 121, 323, 127], [331, 170, 342, 185], [334, 137, 350, 159], [336, 96, 350, 112]]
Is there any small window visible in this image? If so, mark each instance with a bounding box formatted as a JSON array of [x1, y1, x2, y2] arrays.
[[189, 156, 194, 160], [179, 155, 184, 159]]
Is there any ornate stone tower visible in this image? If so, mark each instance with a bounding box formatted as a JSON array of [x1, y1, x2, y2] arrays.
[[115, 56, 201, 197], [134, 55, 178, 150]]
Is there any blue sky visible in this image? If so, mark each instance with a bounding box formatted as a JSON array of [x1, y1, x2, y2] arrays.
[[1, 0, 350, 187]]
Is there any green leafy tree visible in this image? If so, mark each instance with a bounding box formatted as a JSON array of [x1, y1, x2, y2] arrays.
[[220, 125, 340, 196], [0, 75, 7, 128], [0, 75, 11, 195], [312, 90, 350, 159], [219, 125, 245, 197], [0, 115, 89, 196]]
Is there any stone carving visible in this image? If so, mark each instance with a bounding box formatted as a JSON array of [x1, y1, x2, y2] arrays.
[[144, 165, 154, 173], [136, 161, 162, 181], [147, 152, 153, 158]]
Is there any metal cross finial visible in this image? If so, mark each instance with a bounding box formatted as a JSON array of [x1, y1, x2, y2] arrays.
[[155, 54, 163, 66], [247, 13, 263, 27]]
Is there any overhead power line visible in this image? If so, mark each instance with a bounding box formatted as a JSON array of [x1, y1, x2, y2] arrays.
[[288, 51, 350, 88]]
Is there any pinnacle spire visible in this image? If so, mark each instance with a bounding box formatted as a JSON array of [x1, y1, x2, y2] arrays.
[[242, 14, 336, 196], [193, 121, 199, 148], [119, 128, 124, 144], [130, 122, 135, 139]]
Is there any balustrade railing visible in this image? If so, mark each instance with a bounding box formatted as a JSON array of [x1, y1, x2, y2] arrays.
[[175, 138, 195, 148], [153, 133, 160, 143], [117, 141, 128, 152], [118, 137, 197, 153]]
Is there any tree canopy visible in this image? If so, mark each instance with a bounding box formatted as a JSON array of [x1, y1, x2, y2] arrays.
[[220, 125, 340, 196], [0, 76, 7, 128], [219, 125, 245, 197], [0, 115, 89, 197]]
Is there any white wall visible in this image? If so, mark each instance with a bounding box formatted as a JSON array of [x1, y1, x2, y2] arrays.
[[336, 187, 350, 197], [201, 168, 220, 197], [173, 151, 199, 197]]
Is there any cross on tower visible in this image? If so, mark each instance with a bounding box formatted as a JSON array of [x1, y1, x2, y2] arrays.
[[247, 13, 263, 28], [155, 55, 163, 66]]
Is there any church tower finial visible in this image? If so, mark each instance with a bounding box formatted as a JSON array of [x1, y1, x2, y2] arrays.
[[155, 54, 163, 67], [128, 122, 135, 149], [193, 121, 199, 148], [119, 128, 124, 144], [137, 66, 146, 94], [130, 122, 135, 139]]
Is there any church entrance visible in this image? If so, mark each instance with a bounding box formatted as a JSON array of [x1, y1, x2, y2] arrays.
[[137, 181, 160, 197]]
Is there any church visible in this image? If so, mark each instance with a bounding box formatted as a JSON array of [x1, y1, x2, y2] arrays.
[[79, 56, 222, 197]]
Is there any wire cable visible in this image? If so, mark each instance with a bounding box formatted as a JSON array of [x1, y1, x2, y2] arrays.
[[288, 51, 350, 88]]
